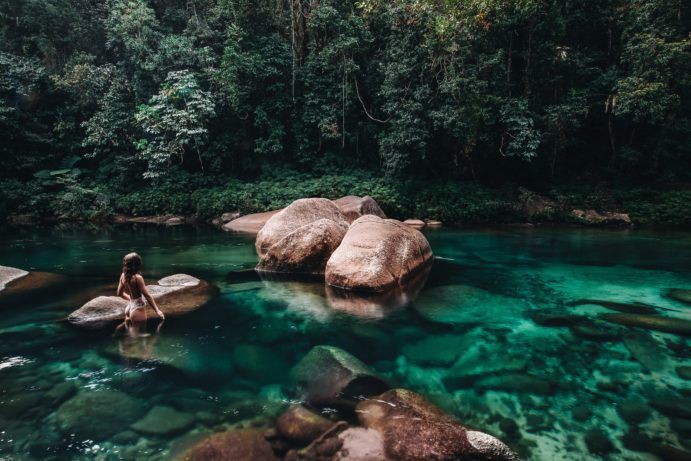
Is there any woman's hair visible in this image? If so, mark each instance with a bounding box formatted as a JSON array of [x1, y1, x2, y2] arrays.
[[123, 252, 142, 285]]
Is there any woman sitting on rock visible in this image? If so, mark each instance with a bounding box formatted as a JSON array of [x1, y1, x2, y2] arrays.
[[116, 252, 165, 333]]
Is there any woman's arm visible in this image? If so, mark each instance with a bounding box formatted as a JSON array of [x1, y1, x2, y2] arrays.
[[116, 274, 131, 301], [137, 275, 165, 319]]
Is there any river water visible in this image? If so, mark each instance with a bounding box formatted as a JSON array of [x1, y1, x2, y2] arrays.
[[0, 225, 689, 460]]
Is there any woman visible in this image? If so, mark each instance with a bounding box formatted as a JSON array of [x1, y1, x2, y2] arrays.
[[117, 252, 165, 332]]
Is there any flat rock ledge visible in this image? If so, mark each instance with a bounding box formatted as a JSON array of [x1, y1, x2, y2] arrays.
[[0, 265, 65, 298], [67, 274, 218, 328]]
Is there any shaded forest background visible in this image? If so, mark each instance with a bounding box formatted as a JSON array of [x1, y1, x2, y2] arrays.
[[1, 0, 690, 224]]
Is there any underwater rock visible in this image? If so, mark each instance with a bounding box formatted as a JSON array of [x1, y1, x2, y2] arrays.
[[584, 428, 616, 456], [256, 198, 348, 256], [1, 389, 46, 419], [56, 389, 145, 440], [616, 401, 651, 425], [256, 218, 347, 275], [291, 345, 389, 406], [676, 366, 691, 380], [276, 405, 334, 444], [621, 431, 691, 461], [649, 396, 691, 419], [474, 373, 555, 395], [326, 215, 433, 293], [444, 352, 529, 389], [529, 311, 584, 327], [600, 313, 691, 337], [232, 344, 289, 383], [67, 274, 218, 328], [569, 319, 621, 341], [0, 265, 64, 299], [333, 195, 386, 223], [413, 284, 529, 325], [45, 381, 77, 406], [131, 405, 194, 436], [668, 288, 691, 305], [671, 417, 691, 438], [179, 428, 278, 461], [223, 209, 281, 234], [402, 334, 474, 367], [567, 299, 659, 315], [356, 389, 519, 461], [623, 332, 670, 371]]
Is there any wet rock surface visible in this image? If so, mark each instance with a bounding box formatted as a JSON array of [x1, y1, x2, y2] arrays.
[[276, 405, 334, 444], [326, 215, 433, 292], [291, 345, 389, 406], [180, 428, 278, 461], [67, 274, 218, 328], [600, 313, 691, 337], [0, 265, 64, 299]]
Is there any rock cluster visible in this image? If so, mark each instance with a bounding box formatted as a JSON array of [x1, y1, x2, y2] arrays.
[[67, 273, 218, 328], [179, 345, 520, 461], [249, 197, 434, 303]]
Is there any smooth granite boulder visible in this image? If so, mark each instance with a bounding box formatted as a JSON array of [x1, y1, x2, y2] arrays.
[[223, 210, 281, 234], [255, 198, 349, 256], [356, 389, 520, 461], [67, 274, 218, 328], [256, 218, 347, 275], [325, 215, 433, 292], [291, 345, 389, 406], [179, 428, 278, 461], [333, 195, 386, 223]]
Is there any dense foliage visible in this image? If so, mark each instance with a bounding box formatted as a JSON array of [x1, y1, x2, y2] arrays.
[[1, 0, 690, 223]]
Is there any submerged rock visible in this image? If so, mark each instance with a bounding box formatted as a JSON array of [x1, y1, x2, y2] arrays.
[[356, 389, 519, 461], [668, 288, 691, 305], [567, 299, 659, 315], [232, 343, 290, 382], [474, 373, 555, 395], [56, 389, 145, 440], [676, 366, 691, 380], [223, 210, 281, 234], [617, 401, 651, 425], [326, 215, 433, 293], [179, 428, 278, 461], [0, 265, 28, 291], [291, 345, 389, 406], [402, 334, 473, 367], [623, 332, 670, 371], [334, 427, 387, 461], [600, 313, 691, 337], [569, 319, 621, 341], [584, 428, 616, 456], [256, 218, 347, 275], [67, 274, 218, 328], [649, 396, 691, 419], [276, 405, 334, 444], [333, 195, 386, 223], [131, 405, 194, 436], [256, 198, 349, 256]]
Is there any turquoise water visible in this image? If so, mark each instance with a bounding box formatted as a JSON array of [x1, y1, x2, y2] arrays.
[[1, 225, 690, 460]]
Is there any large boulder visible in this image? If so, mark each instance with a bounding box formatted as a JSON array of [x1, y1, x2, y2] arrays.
[[256, 218, 347, 275], [333, 195, 386, 223], [67, 274, 218, 328], [291, 345, 389, 406], [56, 389, 145, 440], [179, 428, 278, 461], [256, 198, 349, 256], [356, 389, 519, 461], [325, 216, 433, 292], [223, 210, 281, 234]]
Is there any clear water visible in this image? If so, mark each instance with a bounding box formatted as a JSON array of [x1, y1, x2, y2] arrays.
[[1, 225, 690, 460]]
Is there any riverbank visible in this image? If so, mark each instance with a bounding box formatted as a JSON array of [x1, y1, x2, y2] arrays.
[[3, 172, 691, 228]]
